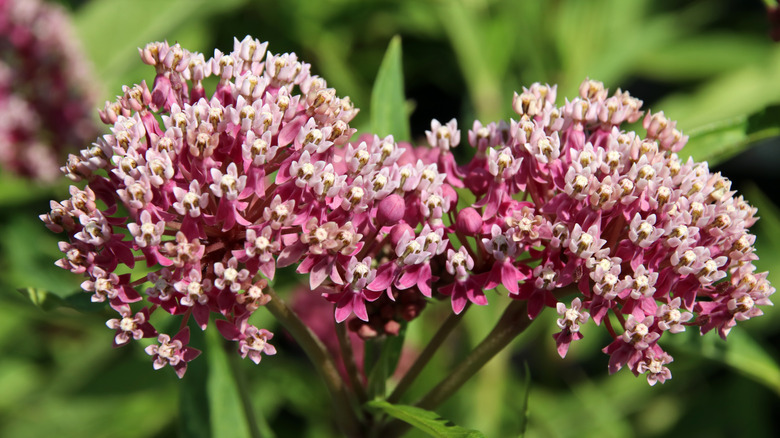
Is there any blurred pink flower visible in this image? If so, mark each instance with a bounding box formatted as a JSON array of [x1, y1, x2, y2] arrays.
[[0, 0, 97, 181]]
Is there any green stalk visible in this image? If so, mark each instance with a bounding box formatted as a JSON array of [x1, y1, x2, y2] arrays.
[[225, 342, 275, 438], [336, 319, 369, 403], [417, 300, 531, 409], [387, 304, 469, 404], [264, 288, 362, 438], [382, 300, 533, 438]]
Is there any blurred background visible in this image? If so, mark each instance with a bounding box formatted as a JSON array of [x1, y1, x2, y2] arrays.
[[1, 0, 780, 437]]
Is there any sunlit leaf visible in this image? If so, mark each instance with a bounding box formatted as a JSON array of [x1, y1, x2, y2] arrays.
[[206, 328, 252, 438], [73, 0, 246, 97], [683, 104, 780, 164], [713, 330, 780, 397], [517, 363, 531, 438], [368, 399, 486, 438], [370, 35, 410, 141], [180, 325, 211, 438], [635, 35, 769, 80]]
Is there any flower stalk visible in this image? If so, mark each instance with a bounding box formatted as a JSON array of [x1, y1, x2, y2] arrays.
[[336, 319, 369, 403], [417, 300, 532, 410], [387, 304, 469, 404], [381, 299, 533, 438], [264, 288, 362, 438]]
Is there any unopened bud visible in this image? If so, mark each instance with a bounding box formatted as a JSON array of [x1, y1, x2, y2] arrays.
[[377, 194, 405, 225], [389, 223, 414, 248], [457, 207, 483, 234]]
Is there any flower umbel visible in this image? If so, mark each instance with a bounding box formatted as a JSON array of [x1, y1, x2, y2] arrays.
[[43, 34, 773, 390]]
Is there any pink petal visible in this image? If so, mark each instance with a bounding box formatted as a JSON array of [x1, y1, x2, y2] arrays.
[[193, 305, 210, 330], [467, 286, 488, 306], [278, 116, 306, 147], [216, 319, 241, 340], [501, 262, 519, 294], [259, 260, 276, 280], [368, 263, 396, 292], [334, 294, 353, 323], [352, 294, 369, 321], [174, 364, 188, 378], [308, 257, 330, 289], [451, 288, 468, 314], [278, 242, 306, 267], [173, 327, 191, 344]]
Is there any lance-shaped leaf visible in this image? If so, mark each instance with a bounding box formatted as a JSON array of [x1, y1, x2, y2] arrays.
[[371, 35, 410, 141], [368, 399, 486, 438]]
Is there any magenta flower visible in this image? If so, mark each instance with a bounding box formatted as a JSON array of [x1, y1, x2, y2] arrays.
[[145, 328, 201, 378], [41, 34, 772, 389], [42, 37, 452, 375], [440, 247, 488, 314], [553, 298, 590, 358]]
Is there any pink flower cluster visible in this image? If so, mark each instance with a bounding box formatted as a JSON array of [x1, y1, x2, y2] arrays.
[[43, 36, 773, 385], [440, 79, 774, 385], [0, 0, 97, 181]]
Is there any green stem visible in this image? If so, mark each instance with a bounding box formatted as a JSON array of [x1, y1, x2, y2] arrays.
[[225, 342, 274, 438], [265, 288, 362, 438], [417, 300, 531, 410], [387, 304, 469, 404], [336, 319, 369, 403], [382, 299, 534, 438]]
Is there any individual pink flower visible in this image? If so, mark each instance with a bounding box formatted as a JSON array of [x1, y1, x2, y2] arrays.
[[553, 298, 590, 358], [440, 247, 488, 314], [145, 328, 201, 378], [239, 326, 277, 364], [106, 307, 156, 346]]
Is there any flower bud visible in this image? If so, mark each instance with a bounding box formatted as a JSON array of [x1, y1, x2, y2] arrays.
[[384, 320, 401, 336], [389, 223, 414, 247], [457, 207, 482, 235], [377, 194, 405, 225]]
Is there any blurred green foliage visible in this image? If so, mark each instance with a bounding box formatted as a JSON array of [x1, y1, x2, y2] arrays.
[[2, 0, 780, 437]]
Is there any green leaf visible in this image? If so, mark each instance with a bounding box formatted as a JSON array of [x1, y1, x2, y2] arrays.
[[365, 337, 387, 399], [17, 287, 63, 312], [517, 363, 531, 438], [1, 214, 82, 296], [17, 288, 104, 313], [634, 35, 770, 80], [696, 330, 780, 397], [368, 400, 486, 438], [365, 324, 408, 399], [370, 35, 410, 141], [743, 184, 780, 290], [180, 325, 211, 438], [438, 0, 503, 121], [384, 321, 408, 379], [0, 173, 51, 207], [683, 104, 780, 165], [206, 328, 252, 438], [73, 0, 246, 97], [665, 328, 780, 397]]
